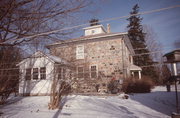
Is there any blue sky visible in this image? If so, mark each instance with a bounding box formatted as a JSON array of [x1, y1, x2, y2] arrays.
[[74, 0, 180, 54]]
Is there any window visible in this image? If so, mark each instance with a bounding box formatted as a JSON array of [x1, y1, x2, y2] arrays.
[[58, 67, 62, 80], [40, 67, 46, 80], [33, 68, 38, 80], [91, 30, 95, 34], [90, 65, 97, 78], [25, 69, 31, 80], [77, 67, 84, 78], [76, 45, 84, 59], [63, 68, 66, 79]]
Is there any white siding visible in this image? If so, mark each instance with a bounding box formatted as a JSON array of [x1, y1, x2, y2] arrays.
[[84, 25, 106, 36], [19, 56, 54, 95]]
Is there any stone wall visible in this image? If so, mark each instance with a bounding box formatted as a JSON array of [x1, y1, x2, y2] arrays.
[[49, 36, 132, 92]]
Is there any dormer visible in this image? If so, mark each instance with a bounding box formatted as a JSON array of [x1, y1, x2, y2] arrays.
[[83, 25, 107, 36]]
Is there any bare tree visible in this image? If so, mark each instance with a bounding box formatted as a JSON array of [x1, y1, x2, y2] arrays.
[[48, 65, 73, 109], [0, 46, 21, 104], [0, 0, 94, 105], [143, 25, 165, 84], [173, 39, 180, 49], [0, 0, 92, 46], [143, 25, 163, 61]]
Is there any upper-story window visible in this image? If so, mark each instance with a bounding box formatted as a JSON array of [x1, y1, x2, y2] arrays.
[[76, 45, 84, 59], [91, 30, 95, 34]]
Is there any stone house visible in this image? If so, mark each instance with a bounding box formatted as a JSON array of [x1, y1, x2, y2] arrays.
[[47, 24, 141, 92], [17, 51, 72, 96]]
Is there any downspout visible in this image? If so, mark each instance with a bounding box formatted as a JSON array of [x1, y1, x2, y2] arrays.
[[121, 36, 125, 79]]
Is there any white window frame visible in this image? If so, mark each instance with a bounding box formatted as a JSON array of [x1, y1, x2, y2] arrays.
[[90, 65, 98, 78], [76, 45, 84, 59], [57, 67, 66, 79], [40, 67, 46, 80], [26, 67, 46, 80], [62, 68, 66, 79], [77, 66, 84, 79], [32, 68, 39, 80], [25, 68, 31, 80], [57, 67, 62, 80], [91, 30, 95, 34]]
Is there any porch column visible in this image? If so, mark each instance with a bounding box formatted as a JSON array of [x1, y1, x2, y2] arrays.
[[138, 71, 141, 80], [172, 63, 177, 76], [131, 72, 134, 78]]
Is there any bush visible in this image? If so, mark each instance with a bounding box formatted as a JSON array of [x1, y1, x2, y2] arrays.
[[107, 80, 120, 94], [122, 77, 154, 93]]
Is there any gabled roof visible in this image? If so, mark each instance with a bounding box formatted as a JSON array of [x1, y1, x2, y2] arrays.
[[17, 51, 69, 66]]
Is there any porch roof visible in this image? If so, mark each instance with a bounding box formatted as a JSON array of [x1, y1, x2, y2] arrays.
[[130, 64, 142, 71]]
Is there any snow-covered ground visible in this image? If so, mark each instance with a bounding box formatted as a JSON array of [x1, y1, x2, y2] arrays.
[[0, 85, 179, 118]]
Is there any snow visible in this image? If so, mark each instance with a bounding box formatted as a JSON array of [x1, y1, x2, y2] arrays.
[[0, 85, 179, 118]]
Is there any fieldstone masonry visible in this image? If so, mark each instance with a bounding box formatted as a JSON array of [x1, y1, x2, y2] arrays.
[[47, 25, 136, 93], [48, 34, 133, 93]]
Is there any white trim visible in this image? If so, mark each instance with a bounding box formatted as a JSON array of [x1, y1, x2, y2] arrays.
[[40, 67, 46, 80], [138, 71, 141, 80], [32, 68, 39, 80], [83, 25, 107, 33], [17, 51, 68, 66], [17, 51, 55, 66], [172, 63, 177, 76], [25, 68, 32, 80], [25, 67, 47, 81], [90, 64, 98, 78], [57, 66, 63, 80], [76, 45, 84, 59], [129, 64, 142, 71], [77, 66, 84, 79]]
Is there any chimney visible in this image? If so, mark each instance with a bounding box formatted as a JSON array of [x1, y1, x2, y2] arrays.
[[107, 24, 111, 33]]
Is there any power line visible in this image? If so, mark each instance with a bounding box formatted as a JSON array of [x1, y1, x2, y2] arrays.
[[1, 4, 180, 45], [0, 63, 172, 80]]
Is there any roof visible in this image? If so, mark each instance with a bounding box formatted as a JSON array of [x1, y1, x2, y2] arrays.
[[163, 49, 180, 63], [47, 32, 127, 46], [46, 32, 135, 55], [45, 53, 68, 64], [163, 49, 180, 57], [83, 25, 107, 33], [129, 64, 142, 71], [17, 51, 70, 66]]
